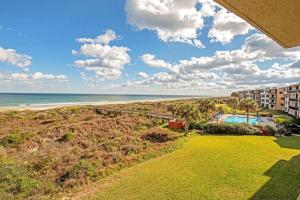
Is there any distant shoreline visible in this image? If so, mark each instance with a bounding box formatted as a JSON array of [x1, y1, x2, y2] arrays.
[[0, 97, 199, 111]]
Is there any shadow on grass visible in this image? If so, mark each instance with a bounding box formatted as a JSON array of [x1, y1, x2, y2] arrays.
[[250, 137, 300, 200], [274, 136, 300, 150]]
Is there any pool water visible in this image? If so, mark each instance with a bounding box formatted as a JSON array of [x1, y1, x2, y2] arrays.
[[224, 116, 259, 125]]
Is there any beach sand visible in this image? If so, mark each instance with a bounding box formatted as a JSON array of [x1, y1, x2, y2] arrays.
[[0, 97, 197, 111]]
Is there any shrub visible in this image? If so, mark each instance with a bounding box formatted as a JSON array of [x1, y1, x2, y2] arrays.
[[264, 125, 277, 136], [122, 145, 139, 156], [30, 154, 57, 175], [0, 130, 32, 148], [58, 132, 75, 142], [141, 128, 177, 143], [70, 159, 102, 180], [203, 123, 262, 135], [0, 160, 40, 199], [57, 159, 102, 187], [189, 121, 203, 130], [273, 116, 294, 126]]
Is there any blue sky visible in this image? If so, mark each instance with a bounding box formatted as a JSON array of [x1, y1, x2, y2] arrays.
[[0, 0, 299, 95]]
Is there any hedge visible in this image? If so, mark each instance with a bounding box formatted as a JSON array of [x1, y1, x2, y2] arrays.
[[203, 123, 262, 135]]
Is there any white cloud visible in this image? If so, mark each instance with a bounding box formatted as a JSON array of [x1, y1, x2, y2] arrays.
[[125, 0, 255, 47], [0, 47, 32, 69], [137, 72, 149, 78], [73, 30, 131, 81], [125, 0, 207, 48], [76, 29, 117, 44], [9, 72, 68, 82], [208, 9, 254, 44], [0, 72, 68, 84], [129, 33, 300, 92], [140, 54, 172, 68]]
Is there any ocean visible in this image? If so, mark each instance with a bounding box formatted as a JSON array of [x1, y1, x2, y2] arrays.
[[0, 93, 199, 108]]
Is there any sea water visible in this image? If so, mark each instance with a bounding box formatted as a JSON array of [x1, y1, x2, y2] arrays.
[[0, 93, 199, 108]]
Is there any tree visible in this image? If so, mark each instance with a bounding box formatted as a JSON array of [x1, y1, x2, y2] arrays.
[[231, 92, 239, 98], [239, 98, 258, 123], [177, 104, 200, 136], [197, 98, 216, 121], [167, 104, 179, 119], [228, 97, 239, 114]]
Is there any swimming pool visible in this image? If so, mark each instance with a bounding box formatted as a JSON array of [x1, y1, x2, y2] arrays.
[[223, 115, 259, 125]]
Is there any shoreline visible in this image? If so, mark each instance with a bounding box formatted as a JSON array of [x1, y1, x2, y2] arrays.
[[0, 97, 199, 112]]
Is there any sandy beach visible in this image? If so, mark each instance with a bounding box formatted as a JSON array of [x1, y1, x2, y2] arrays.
[[0, 97, 198, 111]]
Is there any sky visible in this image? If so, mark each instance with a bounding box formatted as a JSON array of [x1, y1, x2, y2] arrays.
[[0, 0, 300, 96]]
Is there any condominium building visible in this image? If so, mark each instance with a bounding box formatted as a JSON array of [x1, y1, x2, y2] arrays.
[[238, 89, 261, 106], [238, 90, 252, 99], [253, 89, 262, 106], [285, 83, 300, 118], [260, 88, 270, 108], [236, 83, 300, 118], [276, 87, 285, 112], [268, 87, 277, 110]]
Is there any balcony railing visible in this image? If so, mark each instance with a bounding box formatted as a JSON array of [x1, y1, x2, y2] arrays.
[[287, 89, 300, 93], [289, 98, 298, 102], [289, 106, 299, 110]]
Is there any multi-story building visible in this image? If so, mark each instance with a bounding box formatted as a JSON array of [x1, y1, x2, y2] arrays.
[[253, 89, 262, 106], [276, 87, 285, 112], [238, 90, 252, 99], [260, 88, 270, 108], [284, 87, 290, 113], [238, 89, 261, 106], [285, 83, 300, 118], [268, 87, 277, 110], [236, 83, 300, 118]]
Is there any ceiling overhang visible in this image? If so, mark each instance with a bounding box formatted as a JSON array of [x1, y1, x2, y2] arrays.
[[214, 0, 300, 48]]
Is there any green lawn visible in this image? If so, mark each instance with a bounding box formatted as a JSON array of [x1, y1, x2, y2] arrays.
[[89, 136, 300, 200]]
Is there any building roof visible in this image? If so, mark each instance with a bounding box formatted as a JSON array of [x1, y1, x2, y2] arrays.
[[214, 0, 300, 48]]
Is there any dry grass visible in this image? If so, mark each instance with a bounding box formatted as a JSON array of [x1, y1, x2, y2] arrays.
[[0, 105, 183, 199]]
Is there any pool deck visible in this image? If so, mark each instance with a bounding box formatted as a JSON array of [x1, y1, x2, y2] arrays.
[[217, 114, 275, 127]]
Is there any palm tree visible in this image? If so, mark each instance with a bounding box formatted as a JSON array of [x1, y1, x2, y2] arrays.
[[197, 98, 216, 121], [239, 98, 258, 123], [167, 104, 179, 119], [177, 104, 200, 136], [231, 92, 239, 98], [228, 97, 239, 114]]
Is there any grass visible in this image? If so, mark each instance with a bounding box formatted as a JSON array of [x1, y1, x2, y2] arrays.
[[91, 136, 300, 200]]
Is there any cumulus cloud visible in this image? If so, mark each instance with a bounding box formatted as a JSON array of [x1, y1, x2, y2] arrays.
[[0, 72, 68, 85], [9, 72, 68, 82], [132, 33, 300, 91], [76, 29, 117, 44], [0, 47, 32, 69], [125, 0, 254, 47], [125, 0, 207, 48], [137, 72, 149, 78], [208, 9, 254, 44], [73, 30, 131, 81], [140, 54, 172, 68]]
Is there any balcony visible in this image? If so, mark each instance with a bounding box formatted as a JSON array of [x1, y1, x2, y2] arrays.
[[289, 106, 299, 110], [289, 98, 298, 102], [287, 89, 300, 93]]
